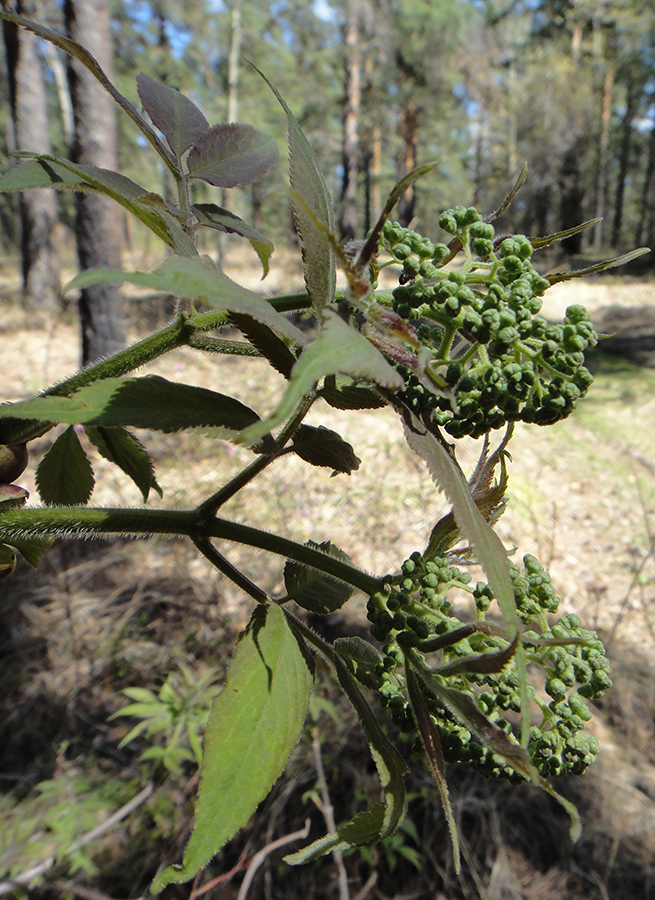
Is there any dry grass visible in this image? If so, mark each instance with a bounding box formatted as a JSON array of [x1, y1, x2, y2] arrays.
[[2, 258, 655, 899]]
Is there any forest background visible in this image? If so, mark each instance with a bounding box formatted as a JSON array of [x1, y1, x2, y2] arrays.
[[1, 1, 655, 900]]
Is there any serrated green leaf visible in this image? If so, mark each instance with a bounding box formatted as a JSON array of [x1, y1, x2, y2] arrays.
[[416, 670, 581, 842], [187, 124, 278, 188], [239, 310, 403, 446], [401, 414, 530, 745], [355, 162, 438, 272], [151, 604, 312, 892], [547, 247, 650, 284], [84, 425, 162, 502], [64, 256, 305, 349], [2, 375, 261, 436], [228, 312, 296, 377], [4, 534, 54, 567], [402, 416, 517, 631], [253, 66, 335, 317], [136, 73, 210, 157], [286, 804, 387, 865], [36, 426, 95, 506], [0, 155, 196, 256], [321, 382, 386, 410], [530, 218, 602, 250], [193, 203, 274, 277], [334, 636, 385, 691], [284, 540, 354, 614], [487, 162, 528, 222], [291, 424, 360, 475]]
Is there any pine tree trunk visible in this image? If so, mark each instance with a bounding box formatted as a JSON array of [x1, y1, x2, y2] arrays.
[[611, 78, 636, 248], [64, 0, 125, 365], [396, 98, 418, 227], [3, 0, 60, 312], [339, 0, 360, 242], [635, 120, 655, 247], [558, 145, 584, 254], [593, 67, 613, 250]]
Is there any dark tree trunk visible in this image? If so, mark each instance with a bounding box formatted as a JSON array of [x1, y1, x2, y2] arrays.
[[611, 78, 636, 248], [396, 98, 418, 227], [635, 119, 655, 247], [64, 0, 125, 364], [339, 0, 360, 242], [558, 145, 584, 254], [3, 0, 60, 312]]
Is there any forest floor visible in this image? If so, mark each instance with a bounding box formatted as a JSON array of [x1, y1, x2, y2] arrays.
[[1, 249, 655, 900]]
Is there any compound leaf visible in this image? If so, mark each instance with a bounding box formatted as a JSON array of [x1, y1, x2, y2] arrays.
[[187, 124, 279, 188], [151, 603, 312, 891], [137, 73, 210, 157], [36, 426, 95, 505], [84, 425, 162, 502]]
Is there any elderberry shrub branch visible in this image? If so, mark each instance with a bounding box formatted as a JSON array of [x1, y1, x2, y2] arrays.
[[0, 16, 629, 883], [349, 208, 610, 786]]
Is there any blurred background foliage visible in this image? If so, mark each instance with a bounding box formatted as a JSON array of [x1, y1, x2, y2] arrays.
[[2, 0, 655, 265]]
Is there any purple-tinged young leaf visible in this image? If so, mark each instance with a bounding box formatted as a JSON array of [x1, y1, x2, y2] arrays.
[[137, 74, 210, 158], [0, 484, 29, 512], [187, 124, 279, 188]]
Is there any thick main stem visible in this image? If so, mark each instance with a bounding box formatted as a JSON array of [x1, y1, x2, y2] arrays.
[[0, 506, 386, 597]]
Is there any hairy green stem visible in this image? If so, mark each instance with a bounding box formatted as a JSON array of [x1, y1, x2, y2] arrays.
[[43, 316, 195, 399], [0, 507, 385, 596]]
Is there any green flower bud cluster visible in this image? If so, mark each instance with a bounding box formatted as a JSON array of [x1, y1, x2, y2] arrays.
[[366, 551, 611, 781], [379, 215, 597, 439]]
